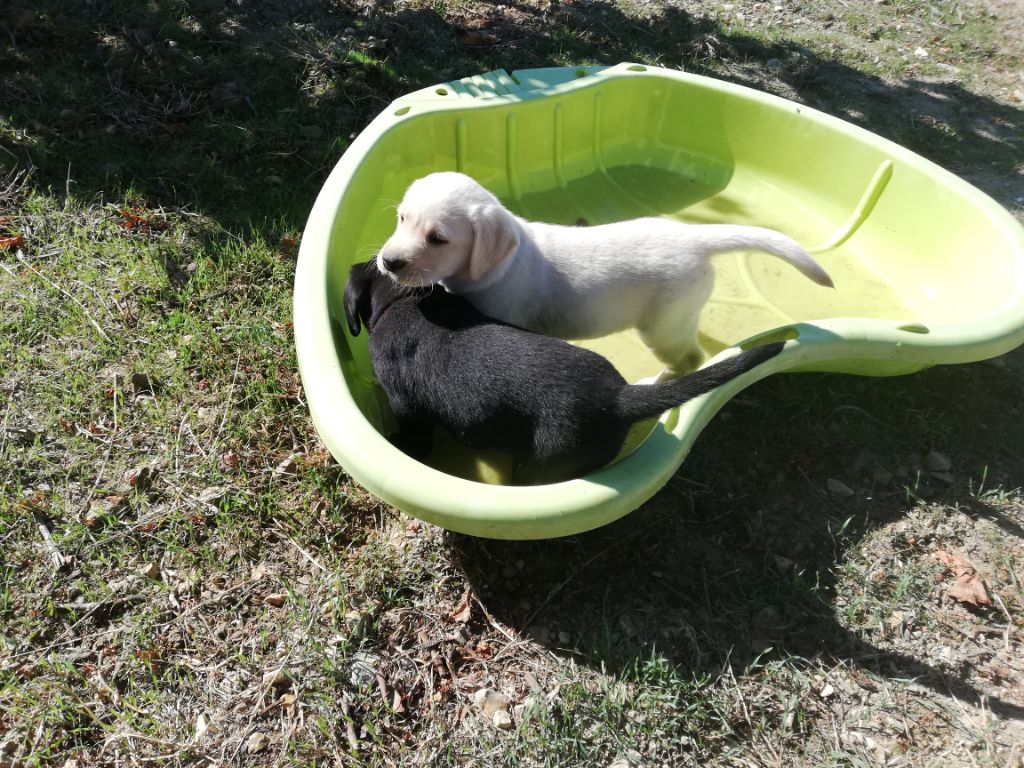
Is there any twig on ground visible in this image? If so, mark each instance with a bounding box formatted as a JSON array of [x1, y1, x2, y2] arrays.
[[59, 594, 145, 613], [471, 592, 517, 644], [33, 512, 67, 570], [288, 534, 328, 572], [992, 594, 1013, 651], [339, 694, 360, 752]]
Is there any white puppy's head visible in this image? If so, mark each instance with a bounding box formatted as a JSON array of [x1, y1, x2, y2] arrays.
[[377, 172, 520, 287]]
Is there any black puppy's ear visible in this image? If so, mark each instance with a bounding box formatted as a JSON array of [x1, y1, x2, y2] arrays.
[[343, 261, 376, 336]]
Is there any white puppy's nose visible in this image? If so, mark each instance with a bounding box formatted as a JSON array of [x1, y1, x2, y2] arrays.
[[382, 255, 407, 273]]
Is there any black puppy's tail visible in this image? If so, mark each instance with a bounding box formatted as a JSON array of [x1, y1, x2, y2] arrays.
[[614, 342, 786, 423]]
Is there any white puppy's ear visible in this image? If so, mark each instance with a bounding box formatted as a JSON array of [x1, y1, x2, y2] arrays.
[[468, 204, 519, 282]]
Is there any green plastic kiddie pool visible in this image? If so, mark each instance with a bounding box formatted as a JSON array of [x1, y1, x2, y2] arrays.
[[294, 63, 1024, 540]]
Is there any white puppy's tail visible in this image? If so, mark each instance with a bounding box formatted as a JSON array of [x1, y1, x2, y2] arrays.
[[691, 224, 834, 288]]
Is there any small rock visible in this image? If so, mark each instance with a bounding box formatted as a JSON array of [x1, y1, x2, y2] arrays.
[[773, 554, 794, 573], [526, 624, 551, 644], [274, 455, 299, 475], [349, 651, 379, 686], [871, 467, 893, 485], [492, 709, 513, 729], [198, 486, 226, 506], [193, 712, 209, 743], [851, 447, 877, 474], [752, 604, 782, 630], [360, 36, 387, 52], [245, 732, 269, 754], [264, 592, 288, 607], [913, 46, 928, 58], [819, 682, 835, 698], [924, 451, 952, 472], [618, 614, 639, 638], [608, 753, 644, 768], [827, 478, 854, 497], [472, 688, 511, 717]]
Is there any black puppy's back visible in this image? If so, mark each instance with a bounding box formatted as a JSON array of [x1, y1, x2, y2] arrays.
[[344, 261, 784, 483]]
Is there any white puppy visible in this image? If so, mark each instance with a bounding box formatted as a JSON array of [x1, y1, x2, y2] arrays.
[[377, 172, 832, 375]]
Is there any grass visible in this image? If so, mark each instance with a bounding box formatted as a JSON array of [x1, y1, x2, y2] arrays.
[[2, 0, 1024, 765]]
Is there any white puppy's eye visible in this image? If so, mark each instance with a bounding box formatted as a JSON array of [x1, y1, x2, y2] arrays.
[[398, 212, 405, 223], [426, 231, 448, 246]]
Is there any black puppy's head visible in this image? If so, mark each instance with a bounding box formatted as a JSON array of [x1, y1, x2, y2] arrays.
[[344, 260, 421, 336], [343, 261, 378, 336]]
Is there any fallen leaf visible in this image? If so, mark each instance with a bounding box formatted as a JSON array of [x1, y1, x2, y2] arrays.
[[140, 561, 161, 580], [475, 640, 494, 659], [0, 234, 25, 250], [264, 592, 288, 607], [931, 549, 992, 606], [135, 647, 162, 666], [456, 26, 498, 46], [449, 589, 472, 623], [826, 478, 854, 497], [274, 455, 299, 475], [124, 465, 155, 490], [118, 207, 167, 232], [119, 207, 148, 230], [16, 663, 37, 679]]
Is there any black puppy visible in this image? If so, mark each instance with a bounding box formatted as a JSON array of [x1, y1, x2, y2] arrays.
[[344, 260, 784, 483]]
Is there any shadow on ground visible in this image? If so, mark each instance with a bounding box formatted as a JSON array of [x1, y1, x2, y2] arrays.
[[3, 0, 1021, 229], [453, 343, 1024, 720]]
